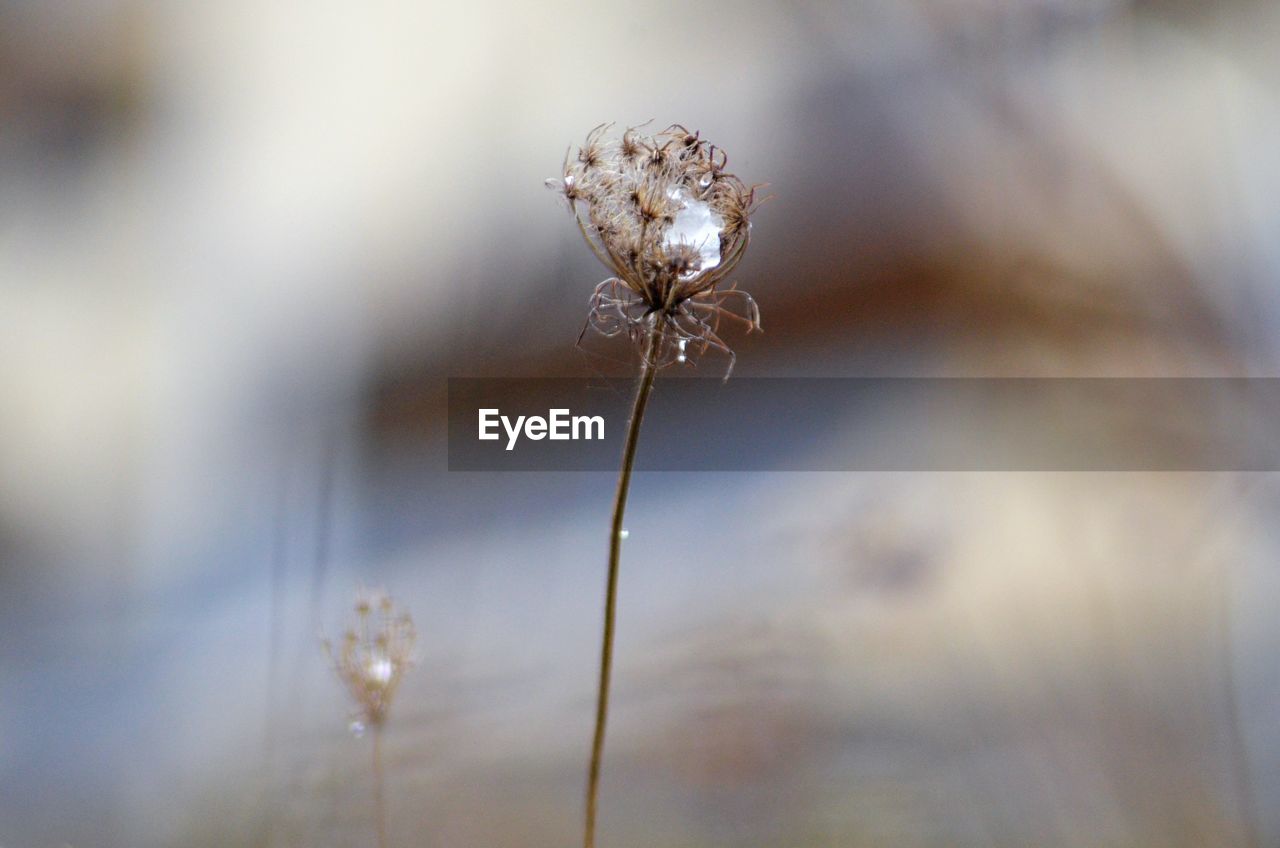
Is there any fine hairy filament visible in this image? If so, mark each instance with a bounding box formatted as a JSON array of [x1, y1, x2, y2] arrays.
[[584, 316, 664, 848]]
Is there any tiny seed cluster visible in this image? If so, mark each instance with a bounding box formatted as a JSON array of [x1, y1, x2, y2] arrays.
[[324, 590, 416, 729], [548, 123, 763, 374]]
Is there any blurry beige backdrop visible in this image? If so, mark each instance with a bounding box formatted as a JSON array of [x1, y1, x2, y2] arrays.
[[1, 1, 1279, 846]]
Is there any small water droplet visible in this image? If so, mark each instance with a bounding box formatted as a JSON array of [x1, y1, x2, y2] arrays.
[[564, 174, 574, 187], [349, 720, 366, 738], [676, 338, 688, 363], [699, 173, 713, 188], [619, 529, 630, 540]]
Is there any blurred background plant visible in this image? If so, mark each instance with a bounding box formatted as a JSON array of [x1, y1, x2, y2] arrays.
[[2, 1, 1280, 847], [323, 589, 414, 848]]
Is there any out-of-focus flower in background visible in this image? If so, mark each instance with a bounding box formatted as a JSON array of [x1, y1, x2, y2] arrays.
[[325, 589, 415, 734]]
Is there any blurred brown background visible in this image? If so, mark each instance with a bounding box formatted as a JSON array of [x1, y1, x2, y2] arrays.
[[1, 1, 1279, 846]]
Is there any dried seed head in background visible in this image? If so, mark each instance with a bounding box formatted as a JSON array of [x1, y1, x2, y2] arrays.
[[547, 123, 764, 375], [324, 589, 416, 732]]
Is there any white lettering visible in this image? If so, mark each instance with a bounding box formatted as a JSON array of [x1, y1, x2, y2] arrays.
[[549, 408, 570, 440], [480, 408, 604, 450], [478, 408, 499, 440], [501, 415, 525, 451], [574, 414, 604, 440]]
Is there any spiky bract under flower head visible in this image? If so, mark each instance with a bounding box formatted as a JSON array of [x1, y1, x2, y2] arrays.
[[547, 123, 763, 375]]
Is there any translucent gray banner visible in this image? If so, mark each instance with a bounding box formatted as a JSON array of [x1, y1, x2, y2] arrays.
[[447, 378, 1280, 471]]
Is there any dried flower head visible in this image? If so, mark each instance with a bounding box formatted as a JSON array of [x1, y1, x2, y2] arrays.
[[324, 589, 416, 731], [547, 122, 764, 376]]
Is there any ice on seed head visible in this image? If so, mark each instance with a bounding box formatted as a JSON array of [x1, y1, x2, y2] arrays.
[[365, 655, 394, 685], [663, 188, 724, 279]]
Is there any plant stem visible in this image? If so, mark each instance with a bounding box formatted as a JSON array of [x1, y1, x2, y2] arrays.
[[372, 724, 387, 848], [1217, 562, 1259, 848], [585, 318, 663, 848]]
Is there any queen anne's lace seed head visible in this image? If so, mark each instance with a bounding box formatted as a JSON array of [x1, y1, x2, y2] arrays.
[[324, 589, 416, 729], [547, 123, 763, 376]]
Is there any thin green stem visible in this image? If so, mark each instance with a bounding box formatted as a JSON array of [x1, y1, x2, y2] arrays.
[[372, 724, 387, 848], [585, 317, 664, 848]]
